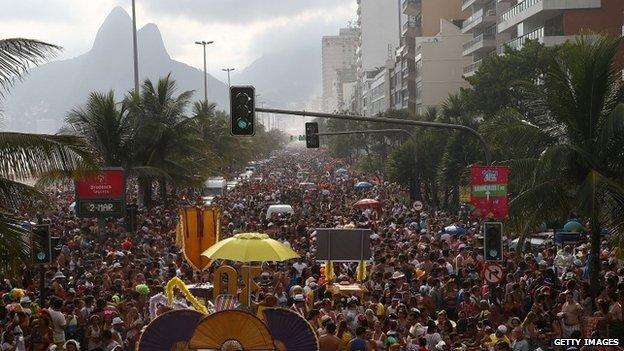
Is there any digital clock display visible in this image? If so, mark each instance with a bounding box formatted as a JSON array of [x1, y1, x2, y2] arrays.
[[76, 200, 124, 218]]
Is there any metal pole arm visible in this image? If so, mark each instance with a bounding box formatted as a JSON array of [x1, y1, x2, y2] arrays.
[[256, 107, 491, 164], [315, 129, 412, 138]]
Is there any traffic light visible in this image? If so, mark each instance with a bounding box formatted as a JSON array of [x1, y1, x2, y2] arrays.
[[305, 122, 319, 149], [32, 224, 51, 264], [125, 204, 138, 232], [230, 86, 255, 136], [483, 222, 503, 261]]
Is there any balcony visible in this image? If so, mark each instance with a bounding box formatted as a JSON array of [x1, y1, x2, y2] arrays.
[[463, 59, 483, 77], [462, 0, 493, 12], [506, 27, 544, 50], [402, 20, 422, 37], [498, 0, 601, 33], [504, 26, 583, 51], [462, 8, 497, 34], [402, 0, 422, 16], [399, 43, 416, 60], [462, 31, 496, 56]]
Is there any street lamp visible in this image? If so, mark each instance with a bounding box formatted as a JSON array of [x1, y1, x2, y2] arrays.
[[194, 40, 214, 103], [222, 68, 235, 87], [131, 0, 139, 94]]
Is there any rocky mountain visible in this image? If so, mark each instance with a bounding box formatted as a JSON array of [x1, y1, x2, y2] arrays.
[[3, 7, 229, 133]]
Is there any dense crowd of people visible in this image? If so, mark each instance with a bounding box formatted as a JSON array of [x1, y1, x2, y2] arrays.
[[0, 150, 622, 351]]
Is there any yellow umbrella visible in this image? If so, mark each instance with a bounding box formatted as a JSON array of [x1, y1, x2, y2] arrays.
[[201, 233, 299, 306], [202, 233, 299, 262]]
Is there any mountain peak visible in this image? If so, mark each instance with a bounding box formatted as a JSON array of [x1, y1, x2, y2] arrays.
[[91, 7, 133, 54], [138, 23, 170, 60]]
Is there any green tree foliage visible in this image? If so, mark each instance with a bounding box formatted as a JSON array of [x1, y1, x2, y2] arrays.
[[67, 75, 286, 207], [0, 39, 96, 275], [464, 40, 559, 118], [506, 36, 624, 294]]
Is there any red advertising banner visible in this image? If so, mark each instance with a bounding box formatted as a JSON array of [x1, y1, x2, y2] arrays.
[[470, 165, 509, 219], [75, 169, 125, 199]]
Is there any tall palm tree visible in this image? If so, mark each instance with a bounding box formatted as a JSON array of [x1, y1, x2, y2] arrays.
[[127, 75, 206, 206], [0, 39, 95, 275], [510, 35, 624, 296]]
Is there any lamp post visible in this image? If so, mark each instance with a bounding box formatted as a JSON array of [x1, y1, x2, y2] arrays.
[[222, 68, 235, 87], [194, 40, 214, 103], [131, 0, 139, 94]]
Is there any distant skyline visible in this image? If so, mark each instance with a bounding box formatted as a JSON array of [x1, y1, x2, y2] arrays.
[[0, 0, 356, 82]]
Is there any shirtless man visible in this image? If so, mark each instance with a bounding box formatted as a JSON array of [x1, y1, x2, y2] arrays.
[[559, 290, 583, 337]]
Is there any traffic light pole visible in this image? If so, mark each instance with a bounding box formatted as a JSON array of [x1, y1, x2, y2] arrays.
[[39, 265, 45, 307], [256, 107, 492, 165]]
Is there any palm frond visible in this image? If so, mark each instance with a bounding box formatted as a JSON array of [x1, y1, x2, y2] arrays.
[[0, 212, 32, 277], [0, 177, 45, 210], [0, 132, 96, 181], [0, 38, 61, 96]]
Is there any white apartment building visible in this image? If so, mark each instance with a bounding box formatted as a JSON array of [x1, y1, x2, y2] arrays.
[[463, 0, 624, 77], [415, 19, 472, 113], [356, 0, 401, 73], [322, 27, 359, 112]]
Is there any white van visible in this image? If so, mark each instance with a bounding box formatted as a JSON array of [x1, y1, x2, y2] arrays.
[[266, 204, 294, 219], [202, 177, 227, 203]]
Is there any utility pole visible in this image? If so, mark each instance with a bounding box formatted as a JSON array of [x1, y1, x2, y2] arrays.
[[131, 0, 139, 94], [222, 68, 235, 87], [195, 40, 214, 103]]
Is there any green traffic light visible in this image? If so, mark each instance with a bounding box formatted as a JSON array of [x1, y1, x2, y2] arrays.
[[237, 119, 249, 129]]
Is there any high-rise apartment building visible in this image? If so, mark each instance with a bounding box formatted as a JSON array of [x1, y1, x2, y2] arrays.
[[398, 0, 468, 114], [356, 0, 401, 73], [415, 19, 472, 113], [461, 0, 500, 77], [463, 0, 624, 77], [322, 27, 359, 112]]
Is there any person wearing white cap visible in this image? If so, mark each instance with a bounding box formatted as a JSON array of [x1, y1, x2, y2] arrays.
[[110, 317, 125, 349], [486, 325, 510, 349], [291, 294, 307, 316]]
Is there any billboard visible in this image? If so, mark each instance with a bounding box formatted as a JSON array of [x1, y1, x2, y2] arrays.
[[470, 165, 509, 219], [75, 168, 125, 218], [315, 229, 371, 262], [75, 169, 125, 199]]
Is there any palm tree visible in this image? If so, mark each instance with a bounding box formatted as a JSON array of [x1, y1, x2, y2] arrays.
[[126, 75, 207, 206], [0, 39, 95, 275], [66, 91, 134, 167], [509, 35, 624, 297]]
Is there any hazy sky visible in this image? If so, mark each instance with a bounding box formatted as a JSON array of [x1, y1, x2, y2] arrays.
[[0, 0, 356, 79]]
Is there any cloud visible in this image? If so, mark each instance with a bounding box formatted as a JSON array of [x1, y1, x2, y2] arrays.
[[143, 1, 356, 76], [0, 0, 356, 98], [141, 0, 351, 24]]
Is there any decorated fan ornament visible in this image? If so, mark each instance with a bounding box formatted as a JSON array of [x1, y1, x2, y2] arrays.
[[189, 310, 276, 350], [262, 308, 319, 351], [137, 309, 203, 351]]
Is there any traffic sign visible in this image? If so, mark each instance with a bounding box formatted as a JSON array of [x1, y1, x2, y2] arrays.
[[413, 201, 423, 211], [483, 262, 504, 284]]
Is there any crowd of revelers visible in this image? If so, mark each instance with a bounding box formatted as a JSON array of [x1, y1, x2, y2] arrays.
[[0, 150, 622, 351]]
